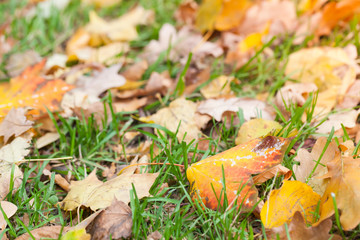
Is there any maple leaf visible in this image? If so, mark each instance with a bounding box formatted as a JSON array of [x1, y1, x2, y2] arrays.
[[15, 226, 71, 240], [61, 169, 159, 211], [261, 180, 321, 229], [0, 60, 74, 119], [186, 136, 289, 211], [316, 141, 360, 230]]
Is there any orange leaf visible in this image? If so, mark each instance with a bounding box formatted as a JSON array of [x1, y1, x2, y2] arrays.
[[317, 0, 360, 36], [0, 60, 74, 119], [186, 136, 289, 211]]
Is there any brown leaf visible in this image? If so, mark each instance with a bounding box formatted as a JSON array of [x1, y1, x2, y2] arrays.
[[316, 143, 360, 230], [174, 0, 198, 25], [147, 231, 162, 240], [197, 97, 275, 122], [0, 108, 33, 143], [87, 200, 132, 240], [268, 211, 341, 240], [5, 50, 41, 77], [121, 61, 148, 82], [317, 110, 359, 134], [15, 226, 70, 240], [293, 137, 338, 195]]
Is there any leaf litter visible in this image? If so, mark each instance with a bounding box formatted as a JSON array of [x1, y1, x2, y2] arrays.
[[1, 0, 360, 238]]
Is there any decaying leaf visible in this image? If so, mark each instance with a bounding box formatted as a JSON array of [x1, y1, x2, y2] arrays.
[[267, 211, 341, 240], [316, 141, 360, 230], [187, 136, 289, 211], [293, 137, 338, 195], [147, 98, 209, 143], [0, 108, 33, 143], [261, 180, 321, 229], [235, 119, 282, 145], [0, 60, 74, 119], [15, 226, 70, 240], [0, 201, 17, 230], [5, 50, 42, 77], [61, 169, 159, 211], [87, 200, 132, 239], [197, 97, 275, 122]]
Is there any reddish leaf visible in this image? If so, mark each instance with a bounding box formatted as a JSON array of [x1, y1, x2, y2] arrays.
[[186, 136, 289, 211]]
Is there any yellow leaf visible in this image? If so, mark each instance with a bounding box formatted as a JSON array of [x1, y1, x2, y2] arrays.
[[261, 180, 321, 228], [61, 228, 90, 240], [214, 0, 251, 31], [235, 119, 282, 145], [200, 75, 235, 99], [82, 0, 122, 8], [195, 0, 222, 32]]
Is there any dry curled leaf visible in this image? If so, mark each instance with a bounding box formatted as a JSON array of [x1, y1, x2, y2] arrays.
[[187, 136, 289, 211], [15, 226, 70, 240]]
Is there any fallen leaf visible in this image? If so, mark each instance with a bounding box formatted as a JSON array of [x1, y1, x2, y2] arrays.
[[317, 0, 360, 36], [82, 0, 121, 7], [121, 60, 148, 82], [174, 0, 198, 25], [293, 137, 338, 195], [15, 226, 70, 240], [235, 119, 282, 145], [267, 211, 341, 240], [61, 228, 90, 240], [0, 108, 34, 143], [0, 137, 29, 199], [317, 110, 360, 134], [113, 97, 148, 112], [87, 200, 132, 239], [200, 75, 235, 99], [147, 231, 162, 240], [261, 180, 321, 229], [147, 98, 208, 143], [253, 164, 291, 185], [338, 80, 360, 108], [61, 169, 159, 211], [43, 169, 70, 192], [35, 132, 60, 149], [5, 50, 41, 77], [187, 136, 289, 211], [143, 23, 223, 64], [316, 142, 360, 230], [285, 47, 357, 115], [197, 97, 275, 122], [0, 201, 17, 230], [274, 83, 318, 119], [195, 0, 222, 32], [0, 60, 74, 119], [236, 0, 297, 36], [61, 64, 125, 117]]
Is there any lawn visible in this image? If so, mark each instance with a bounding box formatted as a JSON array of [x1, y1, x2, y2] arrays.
[[0, 0, 359, 239]]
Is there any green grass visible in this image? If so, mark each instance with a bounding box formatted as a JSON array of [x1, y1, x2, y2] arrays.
[[1, 0, 360, 239]]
